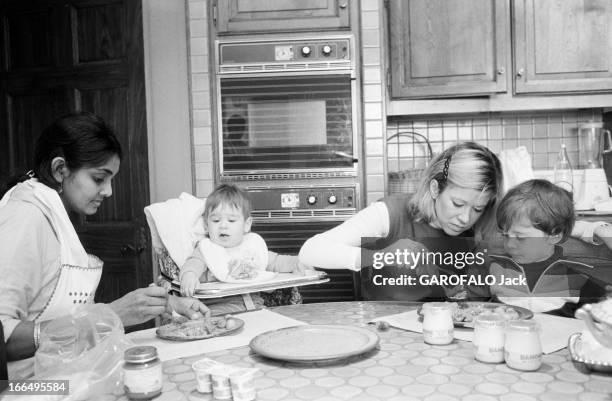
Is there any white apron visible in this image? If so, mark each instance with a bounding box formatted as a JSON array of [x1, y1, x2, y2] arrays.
[[1, 180, 103, 379]]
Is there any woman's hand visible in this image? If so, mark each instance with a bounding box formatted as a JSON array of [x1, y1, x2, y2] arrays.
[[109, 286, 168, 327], [167, 295, 211, 320], [267, 252, 315, 275]]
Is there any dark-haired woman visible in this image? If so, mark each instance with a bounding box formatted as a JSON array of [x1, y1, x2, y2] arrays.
[[0, 112, 209, 379]]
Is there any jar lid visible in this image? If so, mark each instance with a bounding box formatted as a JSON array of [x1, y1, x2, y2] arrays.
[[474, 314, 506, 327], [422, 302, 452, 310], [505, 320, 539, 332], [125, 346, 159, 363]]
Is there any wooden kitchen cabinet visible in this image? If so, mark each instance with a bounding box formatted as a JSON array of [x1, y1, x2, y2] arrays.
[[215, 0, 350, 34], [388, 0, 509, 98], [513, 0, 612, 94], [389, 0, 612, 100]]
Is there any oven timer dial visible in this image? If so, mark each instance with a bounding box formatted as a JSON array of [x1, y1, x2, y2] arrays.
[[301, 46, 312, 57], [307, 194, 317, 205], [328, 194, 337, 204]]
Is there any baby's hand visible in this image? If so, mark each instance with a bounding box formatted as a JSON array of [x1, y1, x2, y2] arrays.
[[180, 271, 199, 297]]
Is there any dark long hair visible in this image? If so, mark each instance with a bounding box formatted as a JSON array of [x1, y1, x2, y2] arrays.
[[1, 111, 122, 196]]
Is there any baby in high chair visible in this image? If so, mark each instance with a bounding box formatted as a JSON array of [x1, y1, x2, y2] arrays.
[[180, 184, 297, 297]]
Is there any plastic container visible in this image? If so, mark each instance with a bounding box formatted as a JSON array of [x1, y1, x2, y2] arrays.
[[504, 320, 542, 371], [473, 314, 505, 363], [123, 346, 162, 400]]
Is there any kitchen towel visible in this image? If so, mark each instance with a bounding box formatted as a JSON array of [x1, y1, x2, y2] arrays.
[[370, 310, 585, 354], [144, 193, 207, 268], [498, 146, 534, 193], [126, 309, 306, 361]]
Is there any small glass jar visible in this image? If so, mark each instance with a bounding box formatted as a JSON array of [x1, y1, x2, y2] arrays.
[[123, 346, 163, 400], [473, 314, 505, 363], [422, 302, 454, 345], [504, 320, 542, 371]]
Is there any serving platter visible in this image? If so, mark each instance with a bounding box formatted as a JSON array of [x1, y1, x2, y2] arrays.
[[156, 316, 244, 341], [249, 325, 379, 363], [418, 301, 533, 328]]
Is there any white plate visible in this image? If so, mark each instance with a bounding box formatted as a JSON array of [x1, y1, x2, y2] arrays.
[[249, 325, 379, 363]]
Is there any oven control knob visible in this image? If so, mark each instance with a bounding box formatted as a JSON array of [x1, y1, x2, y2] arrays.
[[328, 194, 337, 204], [307, 194, 317, 205], [301, 46, 312, 57], [322, 45, 332, 56]]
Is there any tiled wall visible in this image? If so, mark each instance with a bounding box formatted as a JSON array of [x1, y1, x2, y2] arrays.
[[186, 0, 215, 198], [361, 0, 387, 205], [387, 109, 604, 176]]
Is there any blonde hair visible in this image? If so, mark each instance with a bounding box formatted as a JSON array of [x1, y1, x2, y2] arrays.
[[408, 142, 503, 239]]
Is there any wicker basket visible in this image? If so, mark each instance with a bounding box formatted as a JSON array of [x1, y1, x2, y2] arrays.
[[387, 131, 433, 195], [388, 169, 425, 195]]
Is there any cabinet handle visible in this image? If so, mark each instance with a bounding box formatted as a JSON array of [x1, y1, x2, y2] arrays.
[[497, 67, 505, 75], [339, 2, 347, 9], [516, 68, 525, 77]]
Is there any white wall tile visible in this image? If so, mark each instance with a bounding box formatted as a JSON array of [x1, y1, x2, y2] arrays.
[[195, 162, 214, 180], [192, 109, 211, 128], [365, 138, 384, 156], [364, 102, 383, 120], [363, 84, 382, 102], [188, 1, 206, 20], [193, 126, 212, 146], [189, 19, 207, 38], [190, 38, 208, 56], [365, 120, 383, 138]]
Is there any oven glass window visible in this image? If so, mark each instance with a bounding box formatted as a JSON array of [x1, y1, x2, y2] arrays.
[[220, 75, 354, 173]]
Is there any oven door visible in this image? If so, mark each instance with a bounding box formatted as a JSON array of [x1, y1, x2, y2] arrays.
[[252, 220, 357, 303], [218, 73, 357, 176]]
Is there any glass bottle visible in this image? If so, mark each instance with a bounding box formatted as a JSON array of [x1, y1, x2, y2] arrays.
[[554, 144, 573, 193], [123, 346, 163, 400], [504, 320, 542, 371], [473, 314, 506, 363], [421, 302, 454, 345]]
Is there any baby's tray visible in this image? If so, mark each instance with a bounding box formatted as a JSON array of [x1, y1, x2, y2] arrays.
[[162, 271, 329, 299]]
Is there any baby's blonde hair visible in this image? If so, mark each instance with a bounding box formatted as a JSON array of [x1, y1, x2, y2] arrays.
[[204, 184, 251, 220]]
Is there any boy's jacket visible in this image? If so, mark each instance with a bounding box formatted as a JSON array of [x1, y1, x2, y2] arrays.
[[488, 251, 597, 313]]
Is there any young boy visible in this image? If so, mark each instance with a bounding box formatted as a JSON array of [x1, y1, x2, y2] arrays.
[[180, 184, 269, 297], [485, 179, 606, 316]]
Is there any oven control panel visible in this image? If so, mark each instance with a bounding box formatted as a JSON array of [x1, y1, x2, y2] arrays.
[[219, 37, 352, 67], [247, 186, 356, 211]]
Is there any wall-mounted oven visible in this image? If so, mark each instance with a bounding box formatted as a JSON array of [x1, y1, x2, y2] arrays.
[[214, 35, 361, 302], [215, 35, 358, 178]]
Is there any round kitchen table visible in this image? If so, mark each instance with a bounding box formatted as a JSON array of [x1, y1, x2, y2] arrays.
[[102, 301, 612, 401]]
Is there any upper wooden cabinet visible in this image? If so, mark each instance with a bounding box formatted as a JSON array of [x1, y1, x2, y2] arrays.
[[388, 0, 509, 99], [513, 0, 612, 94], [389, 0, 612, 99], [215, 0, 350, 34]]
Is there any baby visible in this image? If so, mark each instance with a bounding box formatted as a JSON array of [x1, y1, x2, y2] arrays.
[[487, 179, 606, 315], [180, 184, 269, 296]]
